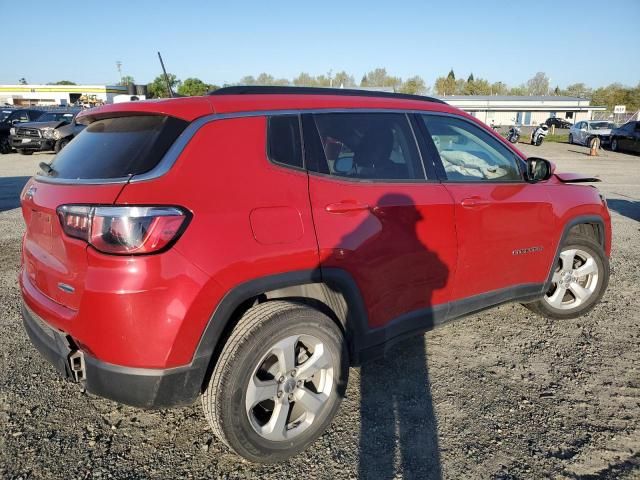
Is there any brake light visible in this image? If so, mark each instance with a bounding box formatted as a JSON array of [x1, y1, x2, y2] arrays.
[[56, 205, 189, 255]]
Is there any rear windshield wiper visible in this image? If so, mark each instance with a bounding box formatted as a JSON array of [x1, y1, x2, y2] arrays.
[[38, 162, 57, 177]]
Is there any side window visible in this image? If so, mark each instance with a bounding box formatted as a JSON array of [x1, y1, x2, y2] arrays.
[[17, 111, 30, 122], [309, 113, 424, 181], [421, 115, 522, 182], [267, 115, 303, 169]]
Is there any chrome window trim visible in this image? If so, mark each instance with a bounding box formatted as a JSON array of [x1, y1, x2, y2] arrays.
[[33, 107, 481, 186]]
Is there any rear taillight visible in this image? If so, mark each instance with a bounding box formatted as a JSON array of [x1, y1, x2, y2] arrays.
[[56, 205, 189, 255]]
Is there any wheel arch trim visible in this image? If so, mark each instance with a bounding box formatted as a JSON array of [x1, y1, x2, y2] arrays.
[[544, 215, 606, 291]]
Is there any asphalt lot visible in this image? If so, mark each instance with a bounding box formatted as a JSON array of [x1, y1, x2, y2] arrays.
[[1, 142, 639, 479]]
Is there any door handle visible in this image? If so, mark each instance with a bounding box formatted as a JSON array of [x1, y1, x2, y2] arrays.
[[325, 201, 370, 213], [460, 197, 490, 208]]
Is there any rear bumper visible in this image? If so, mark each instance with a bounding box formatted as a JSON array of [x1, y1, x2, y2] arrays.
[[21, 301, 207, 408]]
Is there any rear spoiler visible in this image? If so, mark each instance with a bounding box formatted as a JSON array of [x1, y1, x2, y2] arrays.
[[75, 97, 213, 125], [554, 172, 601, 183]]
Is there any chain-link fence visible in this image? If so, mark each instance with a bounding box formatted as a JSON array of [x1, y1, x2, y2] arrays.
[[591, 110, 639, 124]]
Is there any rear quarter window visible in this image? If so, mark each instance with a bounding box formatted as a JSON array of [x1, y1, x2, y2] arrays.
[[47, 115, 188, 180], [267, 115, 303, 169]]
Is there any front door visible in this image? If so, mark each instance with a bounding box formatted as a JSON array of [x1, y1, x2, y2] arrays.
[[418, 113, 556, 302], [303, 112, 457, 329]]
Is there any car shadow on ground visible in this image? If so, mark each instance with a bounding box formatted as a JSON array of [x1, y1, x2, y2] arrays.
[[607, 199, 640, 222], [358, 336, 442, 479], [328, 193, 446, 479], [0, 176, 30, 212]]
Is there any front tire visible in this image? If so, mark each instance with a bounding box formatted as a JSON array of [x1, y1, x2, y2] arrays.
[[202, 300, 348, 463], [524, 234, 609, 320], [54, 137, 70, 153], [0, 137, 10, 154], [17, 149, 33, 155], [568, 133, 573, 144]]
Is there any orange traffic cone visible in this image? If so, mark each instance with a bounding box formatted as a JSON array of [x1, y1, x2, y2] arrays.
[[589, 137, 600, 156]]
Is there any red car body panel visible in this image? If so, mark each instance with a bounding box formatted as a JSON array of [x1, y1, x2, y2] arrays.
[[309, 177, 457, 328], [20, 92, 612, 389], [109, 117, 320, 366]]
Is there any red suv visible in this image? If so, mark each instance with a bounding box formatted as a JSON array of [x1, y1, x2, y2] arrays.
[[20, 86, 611, 462]]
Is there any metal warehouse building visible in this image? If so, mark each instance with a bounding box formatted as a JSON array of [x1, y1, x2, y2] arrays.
[[0, 84, 128, 106], [439, 95, 605, 126]]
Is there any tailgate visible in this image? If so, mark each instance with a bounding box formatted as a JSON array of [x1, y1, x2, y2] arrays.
[[21, 179, 124, 309]]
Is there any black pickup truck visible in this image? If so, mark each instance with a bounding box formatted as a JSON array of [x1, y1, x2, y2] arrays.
[[0, 108, 45, 154], [9, 109, 83, 155]]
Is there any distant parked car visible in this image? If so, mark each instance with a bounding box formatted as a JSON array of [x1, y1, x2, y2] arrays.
[[0, 108, 45, 154], [545, 117, 573, 129], [610, 121, 640, 154], [9, 110, 80, 155], [568, 120, 615, 147]]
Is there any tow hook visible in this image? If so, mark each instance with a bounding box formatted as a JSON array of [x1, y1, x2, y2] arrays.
[[68, 350, 86, 382]]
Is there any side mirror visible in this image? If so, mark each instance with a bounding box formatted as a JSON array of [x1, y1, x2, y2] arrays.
[[526, 157, 554, 182], [334, 156, 354, 174]]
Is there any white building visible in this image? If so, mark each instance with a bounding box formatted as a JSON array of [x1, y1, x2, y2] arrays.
[[438, 95, 605, 126], [0, 84, 128, 106]]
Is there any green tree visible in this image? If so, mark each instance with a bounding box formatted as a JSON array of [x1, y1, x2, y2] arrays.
[[49, 80, 76, 85], [509, 84, 528, 96], [239, 75, 256, 85], [435, 70, 457, 95], [467, 73, 474, 83], [18, 77, 27, 85], [360, 68, 401, 90], [178, 78, 210, 96], [491, 82, 508, 95], [147, 73, 181, 98], [399, 75, 427, 95], [117, 75, 135, 86], [293, 72, 317, 86], [561, 82, 591, 98], [333, 71, 355, 88]]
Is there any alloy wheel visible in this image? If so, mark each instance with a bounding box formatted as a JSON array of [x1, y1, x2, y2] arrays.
[[245, 334, 333, 442], [544, 248, 599, 310]]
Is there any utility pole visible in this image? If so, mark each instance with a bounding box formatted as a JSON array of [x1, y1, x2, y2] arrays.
[[116, 61, 123, 85]]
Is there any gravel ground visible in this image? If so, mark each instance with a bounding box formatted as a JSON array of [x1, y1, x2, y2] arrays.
[[1, 143, 639, 480]]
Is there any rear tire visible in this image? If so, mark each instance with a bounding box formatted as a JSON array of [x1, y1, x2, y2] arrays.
[[17, 149, 33, 155], [202, 300, 348, 463], [610, 137, 618, 152], [524, 234, 609, 320]]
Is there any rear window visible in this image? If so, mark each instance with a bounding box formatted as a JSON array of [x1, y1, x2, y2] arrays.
[[47, 115, 188, 179]]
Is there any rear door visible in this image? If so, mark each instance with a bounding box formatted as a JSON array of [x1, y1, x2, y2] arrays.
[[303, 112, 457, 329], [21, 115, 187, 309], [417, 113, 555, 302]]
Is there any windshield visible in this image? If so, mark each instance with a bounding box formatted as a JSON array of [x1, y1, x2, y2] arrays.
[[36, 112, 75, 122], [590, 122, 613, 130]]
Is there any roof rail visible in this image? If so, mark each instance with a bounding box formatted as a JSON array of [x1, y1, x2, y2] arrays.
[[208, 85, 446, 104]]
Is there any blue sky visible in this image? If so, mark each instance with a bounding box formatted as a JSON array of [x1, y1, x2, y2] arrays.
[[3, 0, 639, 89]]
